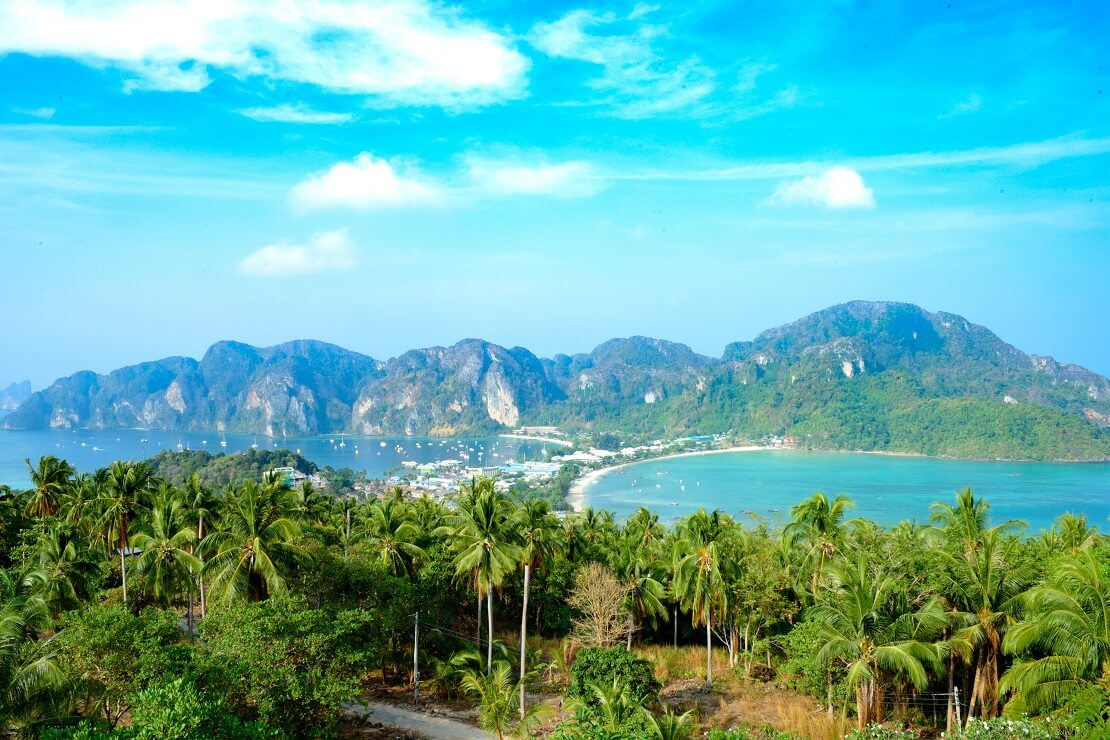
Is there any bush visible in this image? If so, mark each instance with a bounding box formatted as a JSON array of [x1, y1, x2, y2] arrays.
[[955, 716, 1061, 739], [567, 646, 660, 709], [194, 596, 378, 737], [779, 618, 849, 708]]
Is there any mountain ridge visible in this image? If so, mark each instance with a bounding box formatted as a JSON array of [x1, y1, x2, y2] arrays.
[[4, 302, 1110, 460]]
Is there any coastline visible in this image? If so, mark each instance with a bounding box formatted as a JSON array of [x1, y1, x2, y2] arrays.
[[497, 433, 573, 447], [565, 445, 769, 513]]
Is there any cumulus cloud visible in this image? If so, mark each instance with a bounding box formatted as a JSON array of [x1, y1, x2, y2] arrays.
[[0, 0, 529, 108], [770, 167, 875, 209], [291, 153, 441, 211], [466, 157, 602, 197], [237, 104, 354, 125], [239, 230, 357, 276]]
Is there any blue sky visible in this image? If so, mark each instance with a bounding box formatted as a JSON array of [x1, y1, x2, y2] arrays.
[[0, 0, 1108, 388]]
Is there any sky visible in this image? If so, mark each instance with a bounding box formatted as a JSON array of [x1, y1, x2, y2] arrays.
[[0, 0, 1108, 389]]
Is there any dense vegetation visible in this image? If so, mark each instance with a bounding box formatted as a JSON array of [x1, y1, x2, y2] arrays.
[[1, 453, 1109, 738], [7, 302, 1110, 461]]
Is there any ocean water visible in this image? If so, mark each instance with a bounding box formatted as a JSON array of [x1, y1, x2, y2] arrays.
[[0, 428, 553, 488], [582, 449, 1110, 533]]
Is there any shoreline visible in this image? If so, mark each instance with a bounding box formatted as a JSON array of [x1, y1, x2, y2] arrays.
[[566, 445, 769, 513], [497, 433, 573, 447]]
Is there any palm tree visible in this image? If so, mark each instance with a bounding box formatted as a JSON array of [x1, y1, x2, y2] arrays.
[[131, 489, 200, 623], [673, 509, 733, 688], [1049, 512, 1100, 555], [785, 492, 855, 597], [29, 522, 102, 617], [567, 677, 646, 734], [96, 461, 156, 606], [354, 495, 426, 578], [1000, 551, 1110, 715], [512, 497, 562, 717], [202, 480, 307, 604], [290, 480, 332, 528], [443, 477, 520, 673], [614, 530, 668, 648], [809, 555, 946, 728], [0, 569, 65, 730], [457, 659, 548, 739], [938, 525, 1031, 720], [182, 473, 217, 618], [23, 456, 75, 519], [641, 707, 694, 740]]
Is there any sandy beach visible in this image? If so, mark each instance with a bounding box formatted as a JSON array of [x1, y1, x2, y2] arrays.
[[565, 445, 769, 512]]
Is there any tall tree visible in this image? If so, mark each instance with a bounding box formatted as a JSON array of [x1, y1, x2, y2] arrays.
[[23, 456, 74, 519], [785, 492, 855, 597], [810, 555, 946, 728], [96, 461, 156, 606], [1001, 551, 1110, 715], [131, 487, 200, 622], [512, 497, 562, 716], [443, 477, 520, 673], [202, 480, 306, 604], [673, 509, 734, 688], [354, 495, 426, 578]]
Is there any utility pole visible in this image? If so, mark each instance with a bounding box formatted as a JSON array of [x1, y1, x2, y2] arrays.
[[954, 686, 961, 729], [413, 612, 420, 703]]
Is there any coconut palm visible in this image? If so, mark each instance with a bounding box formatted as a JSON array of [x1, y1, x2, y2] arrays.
[[614, 530, 668, 647], [810, 555, 946, 728], [673, 509, 734, 688], [784, 492, 855, 597], [202, 480, 307, 604], [938, 525, 1031, 720], [1000, 551, 1110, 715], [96, 461, 156, 606], [131, 488, 200, 621], [442, 477, 520, 673], [1049, 512, 1100, 555], [182, 473, 218, 618], [0, 569, 65, 730], [511, 497, 562, 716], [23, 456, 75, 519], [641, 706, 695, 740], [354, 495, 426, 578], [291, 480, 332, 528], [567, 677, 647, 734], [29, 522, 102, 617], [457, 659, 548, 739]]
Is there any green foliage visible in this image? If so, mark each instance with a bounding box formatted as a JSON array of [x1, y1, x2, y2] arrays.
[[780, 618, 848, 705], [195, 596, 377, 737], [57, 605, 190, 725], [146, 448, 318, 489], [956, 716, 1062, 739], [568, 646, 660, 710]]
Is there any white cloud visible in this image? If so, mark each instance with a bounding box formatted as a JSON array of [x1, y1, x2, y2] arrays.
[[0, 0, 528, 108], [466, 157, 602, 197], [291, 153, 441, 211], [240, 230, 357, 277], [529, 9, 793, 120], [237, 104, 353, 125], [770, 167, 875, 209], [12, 106, 56, 119], [939, 93, 982, 120]]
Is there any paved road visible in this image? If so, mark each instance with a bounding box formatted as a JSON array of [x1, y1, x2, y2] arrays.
[[348, 700, 490, 739]]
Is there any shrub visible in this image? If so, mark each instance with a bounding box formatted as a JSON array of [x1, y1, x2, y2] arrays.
[[954, 716, 1061, 739], [567, 646, 660, 709], [844, 724, 915, 740]]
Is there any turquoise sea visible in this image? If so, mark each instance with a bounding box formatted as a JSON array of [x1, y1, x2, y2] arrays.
[[582, 450, 1110, 533], [0, 428, 551, 489]]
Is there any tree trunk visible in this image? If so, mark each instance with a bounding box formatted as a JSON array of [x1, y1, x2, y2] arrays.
[[187, 591, 194, 633], [967, 649, 984, 726], [827, 671, 834, 718], [946, 652, 955, 734], [705, 612, 713, 688], [120, 549, 128, 606], [198, 511, 206, 619], [487, 587, 494, 675], [519, 563, 530, 719], [477, 589, 483, 663]]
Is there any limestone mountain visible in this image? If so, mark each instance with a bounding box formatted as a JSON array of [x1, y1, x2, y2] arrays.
[[4, 302, 1110, 459], [0, 380, 31, 419]]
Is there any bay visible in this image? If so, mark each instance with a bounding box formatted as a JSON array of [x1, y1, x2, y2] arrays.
[[0, 428, 551, 488], [581, 449, 1110, 532]]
